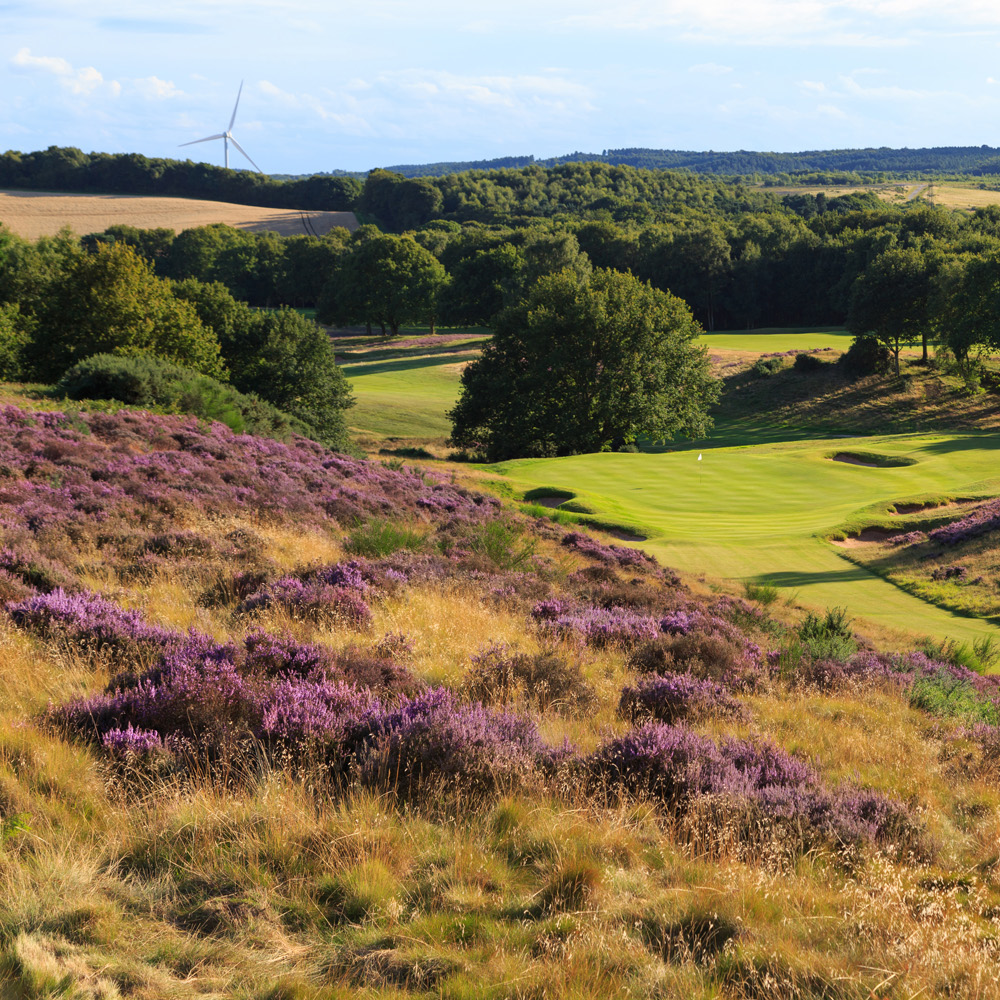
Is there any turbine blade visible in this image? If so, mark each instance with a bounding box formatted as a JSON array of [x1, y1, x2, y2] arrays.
[[179, 133, 226, 146], [229, 136, 262, 173], [229, 80, 244, 132]]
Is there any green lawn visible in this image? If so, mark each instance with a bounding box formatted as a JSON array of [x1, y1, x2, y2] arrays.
[[340, 327, 1000, 642], [699, 326, 854, 352], [495, 432, 1000, 644]]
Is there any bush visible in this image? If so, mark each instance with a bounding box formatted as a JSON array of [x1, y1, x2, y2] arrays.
[[841, 334, 891, 377], [618, 673, 746, 724], [345, 519, 427, 558], [56, 353, 311, 441], [751, 357, 783, 378], [463, 642, 596, 714], [0, 303, 29, 381], [798, 607, 857, 662], [793, 352, 825, 372]]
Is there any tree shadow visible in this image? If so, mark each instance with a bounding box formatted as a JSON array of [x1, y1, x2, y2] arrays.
[[342, 352, 477, 377]]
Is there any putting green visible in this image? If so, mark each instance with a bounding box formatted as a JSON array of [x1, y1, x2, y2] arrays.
[[497, 433, 1000, 644]]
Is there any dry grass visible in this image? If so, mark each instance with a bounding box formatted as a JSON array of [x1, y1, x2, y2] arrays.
[[4, 503, 1000, 997], [0, 188, 359, 239], [925, 183, 1000, 211]]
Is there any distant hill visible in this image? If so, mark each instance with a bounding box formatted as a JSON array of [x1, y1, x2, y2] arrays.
[[297, 145, 1000, 181]]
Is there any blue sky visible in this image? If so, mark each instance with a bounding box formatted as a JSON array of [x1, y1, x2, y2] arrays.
[[3, 0, 1000, 175]]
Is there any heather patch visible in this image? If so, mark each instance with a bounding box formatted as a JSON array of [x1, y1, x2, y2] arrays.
[[629, 616, 766, 692], [531, 601, 660, 650], [344, 687, 561, 799], [589, 723, 917, 849], [618, 673, 747, 724], [929, 498, 1000, 546], [237, 577, 374, 629], [560, 531, 655, 569], [8, 588, 180, 659]]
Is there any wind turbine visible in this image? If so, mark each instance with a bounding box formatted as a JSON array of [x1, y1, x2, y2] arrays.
[[180, 81, 262, 172]]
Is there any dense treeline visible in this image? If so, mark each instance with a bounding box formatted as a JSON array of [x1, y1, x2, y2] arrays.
[[0, 146, 360, 211], [348, 146, 1000, 181], [358, 163, 781, 229], [0, 226, 353, 448], [42, 169, 1000, 343], [5, 152, 1000, 458]]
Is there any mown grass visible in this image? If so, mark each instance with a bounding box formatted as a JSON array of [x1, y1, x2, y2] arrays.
[[495, 433, 1000, 644]]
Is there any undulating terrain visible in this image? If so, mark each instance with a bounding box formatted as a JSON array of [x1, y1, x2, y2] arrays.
[[1, 403, 1000, 998]]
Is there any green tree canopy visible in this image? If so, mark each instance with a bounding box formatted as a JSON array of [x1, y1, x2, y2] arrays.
[[28, 242, 223, 381], [317, 231, 447, 335], [846, 246, 937, 374], [449, 268, 718, 461]]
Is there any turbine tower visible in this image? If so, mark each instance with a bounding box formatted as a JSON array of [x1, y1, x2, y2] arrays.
[[180, 81, 262, 172]]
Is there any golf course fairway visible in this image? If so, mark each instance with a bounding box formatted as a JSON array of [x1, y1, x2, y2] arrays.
[[496, 432, 1000, 645]]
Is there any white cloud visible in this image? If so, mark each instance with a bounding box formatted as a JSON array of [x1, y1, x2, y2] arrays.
[[689, 62, 734, 74], [12, 47, 119, 96], [134, 76, 183, 99]]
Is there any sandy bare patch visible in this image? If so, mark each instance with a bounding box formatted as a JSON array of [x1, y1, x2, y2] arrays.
[[831, 528, 904, 547], [0, 189, 358, 239], [604, 529, 647, 542], [891, 501, 956, 516], [531, 496, 569, 508]]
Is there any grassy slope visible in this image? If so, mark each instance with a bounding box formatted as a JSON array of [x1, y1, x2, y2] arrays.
[[339, 329, 485, 451], [4, 408, 1000, 999], [495, 434, 1000, 645]]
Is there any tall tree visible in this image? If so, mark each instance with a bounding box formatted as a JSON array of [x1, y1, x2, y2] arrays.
[[450, 268, 718, 461], [28, 242, 223, 381]]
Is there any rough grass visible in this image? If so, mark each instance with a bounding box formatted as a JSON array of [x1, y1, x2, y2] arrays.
[[3, 461, 1000, 998]]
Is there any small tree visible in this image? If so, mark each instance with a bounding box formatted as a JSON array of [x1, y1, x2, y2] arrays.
[[449, 268, 719, 461]]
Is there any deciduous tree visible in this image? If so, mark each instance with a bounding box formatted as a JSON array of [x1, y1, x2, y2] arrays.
[[450, 268, 718, 461]]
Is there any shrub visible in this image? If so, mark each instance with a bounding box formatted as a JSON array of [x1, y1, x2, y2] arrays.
[[57, 353, 310, 442], [345, 687, 557, 798], [463, 642, 596, 714], [618, 673, 746, 724], [344, 519, 426, 558], [841, 334, 891, 377], [533, 603, 660, 649], [742, 580, 779, 606], [751, 357, 783, 378], [793, 352, 825, 372], [589, 723, 916, 848], [798, 607, 857, 662], [237, 577, 373, 629]]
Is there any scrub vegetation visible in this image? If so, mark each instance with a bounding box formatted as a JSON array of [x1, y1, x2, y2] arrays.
[[1, 403, 1000, 999]]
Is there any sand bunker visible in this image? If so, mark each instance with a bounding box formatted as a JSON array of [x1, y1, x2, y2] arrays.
[[831, 452, 915, 468]]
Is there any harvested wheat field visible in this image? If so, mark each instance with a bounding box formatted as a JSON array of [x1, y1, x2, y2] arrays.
[[0, 188, 359, 239]]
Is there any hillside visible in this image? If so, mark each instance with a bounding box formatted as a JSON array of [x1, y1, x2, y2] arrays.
[[2, 403, 1000, 998], [372, 145, 1000, 179], [0, 189, 359, 240]]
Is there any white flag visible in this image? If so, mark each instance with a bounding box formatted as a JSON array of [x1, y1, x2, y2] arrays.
[[698, 454, 702, 461]]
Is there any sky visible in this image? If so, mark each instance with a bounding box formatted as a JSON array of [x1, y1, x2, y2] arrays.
[[4, 0, 1000, 176]]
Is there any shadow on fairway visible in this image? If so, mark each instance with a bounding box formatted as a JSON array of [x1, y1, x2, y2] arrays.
[[340, 340, 488, 364], [915, 434, 1000, 454], [755, 565, 878, 587], [343, 352, 476, 377]]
